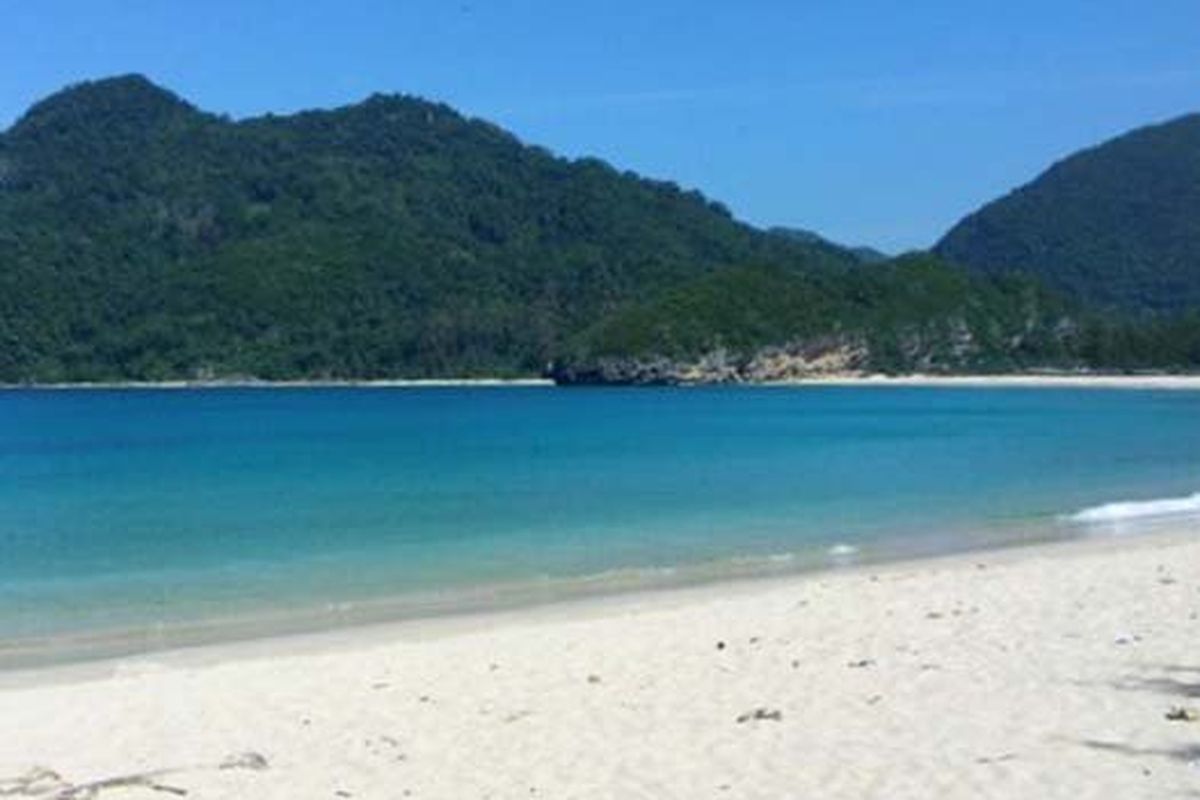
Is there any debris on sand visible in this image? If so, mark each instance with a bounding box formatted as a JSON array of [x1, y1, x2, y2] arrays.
[[736, 708, 783, 723], [218, 752, 270, 772], [1, 751, 272, 798], [975, 753, 1017, 765], [0, 766, 68, 796], [1165, 706, 1199, 722], [0, 766, 188, 799]]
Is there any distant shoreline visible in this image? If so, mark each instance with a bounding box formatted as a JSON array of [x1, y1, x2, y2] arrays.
[[0, 377, 556, 390], [4, 373, 1200, 390], [761, 372, 1200, 390]]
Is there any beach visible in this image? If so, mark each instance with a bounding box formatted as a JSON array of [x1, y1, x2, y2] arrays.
[[5, 374, 1200, 391], [770, 374, 1200, 390], [0, 531, 1196, 799]]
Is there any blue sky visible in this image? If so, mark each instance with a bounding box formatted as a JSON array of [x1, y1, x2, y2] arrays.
[[2, 1, 1198, 252]]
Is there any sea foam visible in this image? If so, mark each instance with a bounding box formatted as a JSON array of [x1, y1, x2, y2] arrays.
[[1069, 491, 1200, 524]]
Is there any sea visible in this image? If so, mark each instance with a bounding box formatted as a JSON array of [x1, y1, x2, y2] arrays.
[[2, 385, 1198, 665]]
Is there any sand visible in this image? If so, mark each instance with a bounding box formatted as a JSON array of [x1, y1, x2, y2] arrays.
[[770, 374, 1200, 390], [4, 378, 555, 390], [8, 374, 1200, 391], [0, 532, 1197, 799]]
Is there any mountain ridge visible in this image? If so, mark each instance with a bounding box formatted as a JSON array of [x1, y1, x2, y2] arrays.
[[936, 112, 1200, 311], [2, 75, 1199, 384], [0, 74, 868, 382]]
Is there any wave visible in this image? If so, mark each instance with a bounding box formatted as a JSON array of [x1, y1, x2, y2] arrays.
[[1069, 491, 1200, 525], [827, 543, 859, 558]]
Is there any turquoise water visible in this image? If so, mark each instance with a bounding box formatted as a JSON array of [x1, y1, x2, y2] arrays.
[[1, 386, 1199, 658]]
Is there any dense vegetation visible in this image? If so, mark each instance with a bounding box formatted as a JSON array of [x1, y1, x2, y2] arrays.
[[1, 75, 1198, 383], [767, 227, 888, 264], [0, 75, 857, 382], [562, 254, 1200, 376], [936, 113, 1200, 312], [562, 253, 1200, 378]]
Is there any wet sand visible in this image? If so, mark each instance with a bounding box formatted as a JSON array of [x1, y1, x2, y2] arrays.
[[0, 530, 1197, 798]]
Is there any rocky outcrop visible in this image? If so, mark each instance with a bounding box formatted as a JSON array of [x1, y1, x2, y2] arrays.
[[547, 336, 869, 385]]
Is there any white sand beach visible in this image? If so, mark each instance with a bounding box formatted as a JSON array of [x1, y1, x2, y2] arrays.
[[8, 374, 1200, 392], [772, 374, 1200, 390], [7, 378, 556, 391], [0, 532, 1197, 799]]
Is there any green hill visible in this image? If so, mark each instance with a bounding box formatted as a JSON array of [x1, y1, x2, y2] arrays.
[[936, 114, 1200, 312], [0, 75, 859, 382], [767, 227, 889, 263], [551, 254, 1089, 382], [2, 76, 1198, 384]]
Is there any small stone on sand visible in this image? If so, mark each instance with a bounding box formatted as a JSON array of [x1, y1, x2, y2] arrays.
[[1165, 706, 1199, 722], [736, 708, 783, 723], [219, 752, 270, 771]]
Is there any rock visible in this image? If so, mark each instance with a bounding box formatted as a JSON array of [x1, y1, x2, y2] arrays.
[[736, 708, 783, 723], [1165, 706, 1199, 722], [587, 674, 602, 684], [219, 752, 270, 771], [546, 336, 869, 386], [975, 753, 1017, 765], [847, 658, 875, 669]]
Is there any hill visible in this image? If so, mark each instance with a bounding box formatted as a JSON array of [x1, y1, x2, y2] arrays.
[[0, 75, 860, 382], [768, 227, 889, 263], [550, 254, 1090, 383], [936, 114, 1200, 312], [3, 76, 1198, 384]]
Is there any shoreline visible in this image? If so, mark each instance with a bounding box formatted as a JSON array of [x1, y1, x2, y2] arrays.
[[4, 372, 1200, 390], [0, 512, 1114, 674], [764, 373, 1200, 390], [0, 522, 1188, 684], [1, 526, 1197, 797], [0, 377, 556, 390]]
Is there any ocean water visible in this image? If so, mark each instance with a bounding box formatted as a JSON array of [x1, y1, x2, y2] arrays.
[[1, 386, 1199, 662]]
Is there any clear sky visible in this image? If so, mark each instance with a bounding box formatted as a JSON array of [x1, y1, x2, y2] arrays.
[[2, 1, 1198, 252]]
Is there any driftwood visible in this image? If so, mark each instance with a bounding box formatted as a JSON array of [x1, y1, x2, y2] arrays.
[[0, 766, 183, 798], [0, 767, 65, 796], [52, 772, 187, 799], [0, 752, 266, 798]]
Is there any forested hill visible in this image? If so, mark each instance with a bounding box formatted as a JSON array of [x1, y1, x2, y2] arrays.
[[935, 113, 1200, 312], [0, 75, 860, 382], [3, 76, 1198, 384]]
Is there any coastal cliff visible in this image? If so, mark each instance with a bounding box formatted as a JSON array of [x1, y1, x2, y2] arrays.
[[548, 338, 867, 385], [548, 257, 1090, 385]]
